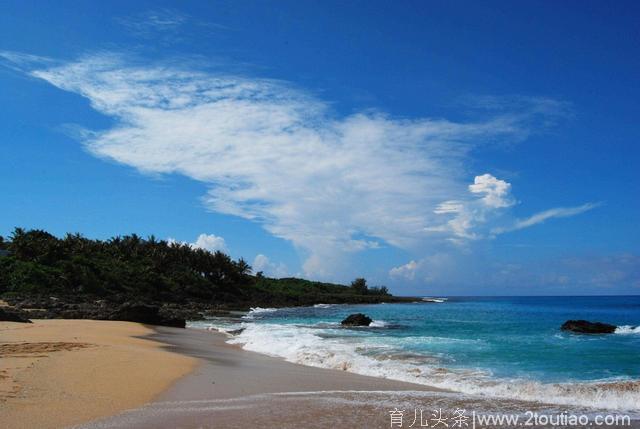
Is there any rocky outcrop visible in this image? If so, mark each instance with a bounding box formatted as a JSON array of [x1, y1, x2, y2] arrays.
[[561, 320, 617, 334], [0, 307, 32, 323], [4, 295, 212, 325], [108, 302, 186, 328], [341, 313, 373, 326]]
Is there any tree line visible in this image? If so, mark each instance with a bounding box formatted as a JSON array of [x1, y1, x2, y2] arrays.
[[0, 228, 391, 306]]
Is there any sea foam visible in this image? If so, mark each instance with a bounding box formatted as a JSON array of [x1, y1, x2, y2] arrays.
[[615, 325, 640, 334], [313, 303, 335, 308], [242, 307, 279, 319], [227, 322, 640, 412]]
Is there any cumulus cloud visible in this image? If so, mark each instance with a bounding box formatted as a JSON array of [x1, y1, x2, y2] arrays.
[[389, 260, 418, 280], [192, 233, 227, 252], [469, 173, 514, 208], [426, 173, 514, 242], [167, 233, 227, 253], [252, 254, 288, 278], [492, 202, 600, 234], [2, 52, 579, 279]]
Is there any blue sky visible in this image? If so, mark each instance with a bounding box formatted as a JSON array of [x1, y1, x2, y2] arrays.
[[1, 1, 639, 295]]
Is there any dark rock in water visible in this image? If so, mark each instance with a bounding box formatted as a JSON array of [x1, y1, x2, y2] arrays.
[[341, 313, 373, 326], [227, 328, 245, 336], [561, 319, 617, 334], [0, 307, 32, 323], [109, 302, 186, 328]]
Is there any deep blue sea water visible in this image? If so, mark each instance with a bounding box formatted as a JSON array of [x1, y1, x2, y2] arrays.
[[190, 296, 640, 411]]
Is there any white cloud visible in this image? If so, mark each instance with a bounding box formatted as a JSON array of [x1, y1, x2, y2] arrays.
[[192, 233, 227, 252], [389, 260, 418, 280], [4, 52, 577, 279], [487, 254, 640, 291], [388, 252, 640, 294], [469, 173, 514, 208], [426, 173, 514, 242], [493, 202, 600, 234], [116, 9, 189, 38], [252, 254, 288, 278], [389, 253, 458, 286], [167, 233, 227, 253], [252, 254, 270, 271]]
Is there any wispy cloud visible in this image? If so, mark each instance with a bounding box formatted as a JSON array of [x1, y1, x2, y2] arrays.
[[493, 202, 600, 234], [116, 8, 189, 38], [389, 252, 640, 294], [0, 51, 54, 73], [3, 52, 580, 279], [115, 9, 230, 44]]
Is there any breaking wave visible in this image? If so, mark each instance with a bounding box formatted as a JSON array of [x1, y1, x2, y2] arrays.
[[615, 325, 640, 334], [226, 322, 640, 412], [242, 307, 279, 319]]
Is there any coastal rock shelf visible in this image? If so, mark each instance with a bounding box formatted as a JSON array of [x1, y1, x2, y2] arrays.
[[0, 307, 32, 323], [109, 303, 186, 328]]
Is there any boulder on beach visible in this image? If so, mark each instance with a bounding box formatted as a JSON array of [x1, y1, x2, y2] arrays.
[[341, 313, 373, 327], [0, 307, 32, 323], [109, 302, 186, 328], [561, 319, 617, 334]]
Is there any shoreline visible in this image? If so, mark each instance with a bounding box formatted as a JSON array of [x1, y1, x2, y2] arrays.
[[2, 320, 638, 429], [152, 326, 441, 400], [1, 319, 441, 429], [80, 325, 449, 429], [81, 325, 640, 429]]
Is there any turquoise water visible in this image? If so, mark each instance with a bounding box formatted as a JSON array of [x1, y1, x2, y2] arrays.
[[191, 296, 640, 411]]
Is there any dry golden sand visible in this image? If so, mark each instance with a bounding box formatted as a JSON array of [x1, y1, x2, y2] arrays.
[[0, 319, 197, 429]]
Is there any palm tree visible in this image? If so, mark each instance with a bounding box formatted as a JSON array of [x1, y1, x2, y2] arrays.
[[236, 258, 251, 275], [350, 278, 368, 294]]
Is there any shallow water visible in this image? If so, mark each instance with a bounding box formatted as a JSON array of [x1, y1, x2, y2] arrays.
[[77, 391, 640, 429], [190, 296, 640, 412]]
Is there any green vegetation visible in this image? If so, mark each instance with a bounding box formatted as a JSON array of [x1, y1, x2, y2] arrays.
[[0, 228, 403, 309]]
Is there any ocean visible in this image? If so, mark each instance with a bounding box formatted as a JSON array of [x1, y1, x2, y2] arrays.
[[190, 296, 640, 413]]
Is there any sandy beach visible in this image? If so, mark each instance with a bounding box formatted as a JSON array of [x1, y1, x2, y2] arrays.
[[80, 324, 452, 429], [2, 320, 638, 429], [0, 320, 196, 429], [0, 319, 445, 429]]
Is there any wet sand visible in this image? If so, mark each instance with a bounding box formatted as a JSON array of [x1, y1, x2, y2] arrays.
[[2, 321, 636, 429], [78, 326, 442, 428], [78, 327, 640, 429]]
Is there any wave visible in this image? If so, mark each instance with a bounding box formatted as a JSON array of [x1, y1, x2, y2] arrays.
[[188, 319, 243, 336], [615, 325, 640, 334], [242, 307, 279, 319], [369, 320, 387, 328], [226, 323, 640, 412], [421, 297, 447, 303], [313, 303, 335, 308]]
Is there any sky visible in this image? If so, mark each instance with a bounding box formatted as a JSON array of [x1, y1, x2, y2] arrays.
[[1, 0, 639, 295]]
